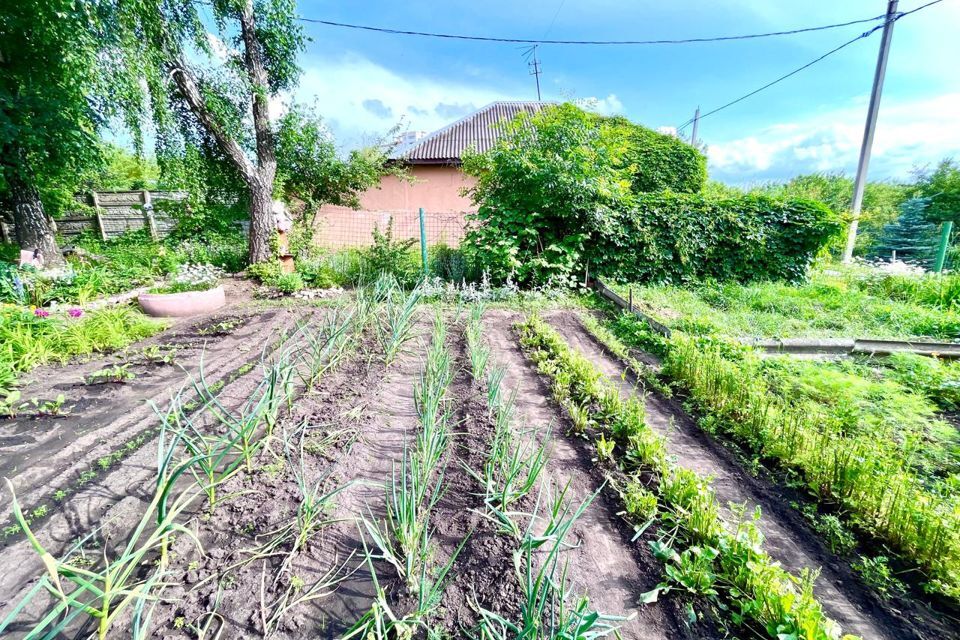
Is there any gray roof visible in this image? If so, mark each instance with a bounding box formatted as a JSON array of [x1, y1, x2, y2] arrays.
[[392, 101, 550, 164]]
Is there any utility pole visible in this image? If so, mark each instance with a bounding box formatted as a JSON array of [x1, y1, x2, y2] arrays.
[[690, 106, 700, 147], [524, 45, 542, 101], [842, 0, 900, 263]]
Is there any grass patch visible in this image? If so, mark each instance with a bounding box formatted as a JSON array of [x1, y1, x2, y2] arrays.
[[0, 305, 165, 391], [609, 278, 960, 339]]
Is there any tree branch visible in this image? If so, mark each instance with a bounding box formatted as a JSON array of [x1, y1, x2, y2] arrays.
[[169, 60, 257, 183]]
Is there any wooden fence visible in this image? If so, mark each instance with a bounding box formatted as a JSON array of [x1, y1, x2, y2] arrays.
[[0, 190, 186, 244]]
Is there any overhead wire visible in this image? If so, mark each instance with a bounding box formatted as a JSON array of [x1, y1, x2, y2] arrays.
[[676, 0, 946, 131], [297, 13, 890, 46]]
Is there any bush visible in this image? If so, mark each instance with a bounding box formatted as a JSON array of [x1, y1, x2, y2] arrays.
[[361, 218, 420, 286], [274, 272, 304, 294], [429, 244, 468, 282], [462, 103, 831, 286], [608, 116, 707, 194], [599, 193, 841, 284], [295, 258, 337, 289], [462, 103, 636, 285]]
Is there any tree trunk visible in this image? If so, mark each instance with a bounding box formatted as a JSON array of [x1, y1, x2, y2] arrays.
[[239, 0, 276, 265], [248, 175, 274, 263], [167, 0, 278, 265], [8, 168, 64, 268]]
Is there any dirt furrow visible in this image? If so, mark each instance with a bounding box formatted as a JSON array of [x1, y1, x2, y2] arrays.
[[0, 306, 302, 519], [423, 320, 527, 634], [0, 307, 326, 628], [147, 319, 431, 638], [545, 309, 943, 640], [483, 309, 712, 640]]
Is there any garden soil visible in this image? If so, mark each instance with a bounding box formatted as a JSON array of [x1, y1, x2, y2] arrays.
[[481, 309, 717, 640], [546, 309, 957, 640], [0, 288, 338, 628], [145, 316, 432, 638]]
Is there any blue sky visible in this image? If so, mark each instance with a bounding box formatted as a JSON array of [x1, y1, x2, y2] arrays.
[[275, 1, 958, 185]]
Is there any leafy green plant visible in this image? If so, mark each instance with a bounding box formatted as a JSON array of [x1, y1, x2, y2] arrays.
[[0, 305, 165, 387], [516, 314, 853, 638], [22, 394, 68, 417], [852, 555, 907, 599], [0, 390, 22, 418], [274, 272, 304, 294], [363, 217, 418, 285], [86, 363, 136, 384]]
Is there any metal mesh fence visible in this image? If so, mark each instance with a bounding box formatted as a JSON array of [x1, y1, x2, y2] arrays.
[[313, 206, 468, 249]]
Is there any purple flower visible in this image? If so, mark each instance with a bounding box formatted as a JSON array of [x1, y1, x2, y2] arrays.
[[68, 308, 83, 318], [34, 308, 50, 318]]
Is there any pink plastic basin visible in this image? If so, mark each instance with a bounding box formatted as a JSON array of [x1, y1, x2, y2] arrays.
[[138, 285, 226, 317]]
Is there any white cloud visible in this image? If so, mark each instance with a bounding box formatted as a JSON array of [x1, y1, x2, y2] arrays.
[[708, 93, 960, 184], [292, 53, 518, 146], [580, 94, 624, 116]]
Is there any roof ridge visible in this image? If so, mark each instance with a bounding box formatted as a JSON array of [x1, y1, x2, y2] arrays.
[[392, 100, 551, 163]]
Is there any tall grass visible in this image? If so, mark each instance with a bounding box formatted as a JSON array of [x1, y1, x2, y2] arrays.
[[0, 305, 164, 387], [663, 333, 960, 601]]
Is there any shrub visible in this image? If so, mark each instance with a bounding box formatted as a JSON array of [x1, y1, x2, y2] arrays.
[[599, 193, 841, 284], [295, 258, 337, 288], [362, 218, 419, 286], [462, 103, 636, 285], [274, 272, 304, 294], [429, 244, 468, 282], [463, 102, 834, 286], [608, 115, 707, 194]]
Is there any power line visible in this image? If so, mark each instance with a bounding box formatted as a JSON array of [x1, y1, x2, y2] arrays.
[[298, 13, 891, 46], [676, 0, 945, 131]]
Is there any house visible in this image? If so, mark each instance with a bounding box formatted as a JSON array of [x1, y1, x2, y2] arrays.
[[315, 101, 547, 248]]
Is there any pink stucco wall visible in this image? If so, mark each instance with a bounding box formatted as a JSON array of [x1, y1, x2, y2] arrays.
[[315, 165, 476, 248], [358, 165, 477, 212]]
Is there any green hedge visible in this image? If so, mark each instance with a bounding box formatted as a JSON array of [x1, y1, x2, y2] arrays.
[[604, 116, 707, 194], [597, 193, 841, 284]]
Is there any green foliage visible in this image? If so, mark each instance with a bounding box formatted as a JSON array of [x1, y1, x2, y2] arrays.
[[884, 352, 960, 412], [851, 556, 907, 599], [0, 225, 245, 305], [275, 104, 397, 218], [653, 330, 960, 601], [462, 103, 636, 286], [464, 103, 835, 286], [917, 158, 960, 224], [517, 315, 847, 638], [611, 277, 960, 339], [363, 219, 419, 286], [873, 198, 939, 264], [294, 258, 337, 289], [754, 173, 911, 256], [833, 262, 960, 311], [274, 272, 304, 294], [0, 306, 164, 388], [0, 0, 139, 214], [602, 192, 841, 284], [428, 244, 468, 283], [607, 115, 707, 194]]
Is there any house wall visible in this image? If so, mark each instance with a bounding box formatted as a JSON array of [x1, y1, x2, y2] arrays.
[[314, 165, 476, 248]]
